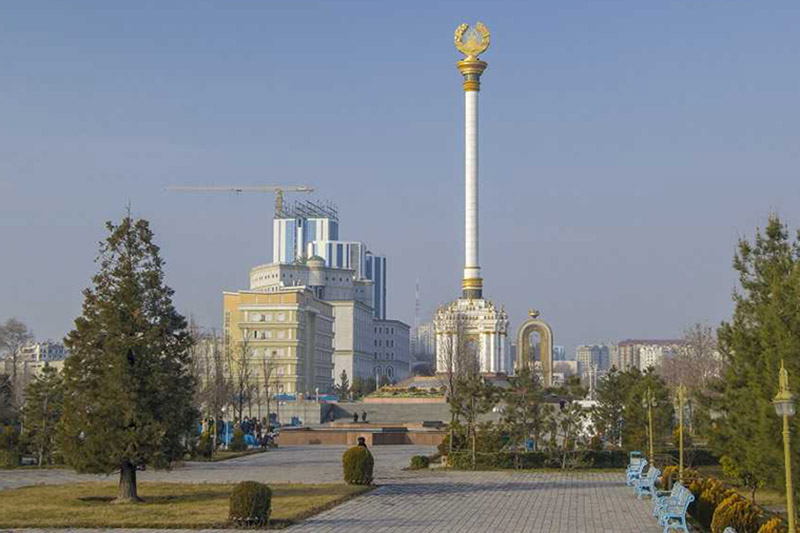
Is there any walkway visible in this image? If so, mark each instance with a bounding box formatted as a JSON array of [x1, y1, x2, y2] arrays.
[[288, 470, 663, 533]]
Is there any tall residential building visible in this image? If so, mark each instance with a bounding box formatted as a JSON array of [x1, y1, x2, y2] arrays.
[[553, 345, 567, 361], [575, 344, 611, 375], [223, 287, 335, 395], [272, 201, 339, 263], [273, 199, 387, 319], [364, 252, 387, 320], [372, 319, 410, 382], [616, 340, 682, 372]]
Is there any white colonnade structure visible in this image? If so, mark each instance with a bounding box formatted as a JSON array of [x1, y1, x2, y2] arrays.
[[435, 22, 510, 376]]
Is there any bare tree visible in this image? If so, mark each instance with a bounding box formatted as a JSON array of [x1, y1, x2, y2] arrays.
[[435, 311, 480, 453], [260, 353, 278, 429], [0, 318, 34, 411], [227, 328, 254, 422], [659, 322, 721, 433]]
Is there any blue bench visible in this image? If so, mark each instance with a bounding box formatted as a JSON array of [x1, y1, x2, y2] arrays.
[[627, 458, 648, 486], [635, 466, 661, 500], [653, 480, 683, 518], [656, 483, 694, 533]]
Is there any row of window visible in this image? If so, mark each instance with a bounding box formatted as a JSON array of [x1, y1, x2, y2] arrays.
[[249, 312, 287, 322], [374, 352, 396, 360], [374, 326, 395, 335], [373, 339, 395, 347], [251, 329, 290, 340]]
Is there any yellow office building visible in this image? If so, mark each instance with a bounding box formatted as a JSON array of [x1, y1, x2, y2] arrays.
[[223, 287, 335, 395]]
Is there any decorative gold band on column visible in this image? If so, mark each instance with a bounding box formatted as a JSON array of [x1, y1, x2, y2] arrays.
[[462, 277, 484, 289], [463, 80, 480, 92], [457, 59, 487, 93]]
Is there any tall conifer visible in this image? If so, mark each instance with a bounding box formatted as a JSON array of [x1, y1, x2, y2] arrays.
[[58, 215, 197, 502], [712, 215, 800, 502]]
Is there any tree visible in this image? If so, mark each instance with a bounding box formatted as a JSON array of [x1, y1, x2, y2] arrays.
[[557, 402, 587, 469], [260, 353, 278, 429], [593, 368, 638, 447], [449, 374, 498, 466], [58, 215, 197, 503], [22, 364, 63, 466], [227, 330, 254, 422], [659, 322, 721, 434], [710, 215, 800, 503], [0, 318, 34, 412], [335, 370, 350, 398], [622, 371, 674, 453], [501, 367, 547, 450]]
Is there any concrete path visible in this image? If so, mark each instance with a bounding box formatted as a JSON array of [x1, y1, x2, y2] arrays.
[[287, 470, 663, 533]]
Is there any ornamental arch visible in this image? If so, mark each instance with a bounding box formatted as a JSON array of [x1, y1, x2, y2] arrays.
[[515, 310, 554, 387]]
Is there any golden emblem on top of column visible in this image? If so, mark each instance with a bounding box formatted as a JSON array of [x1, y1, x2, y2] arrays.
[[454, 22, 490, 60]]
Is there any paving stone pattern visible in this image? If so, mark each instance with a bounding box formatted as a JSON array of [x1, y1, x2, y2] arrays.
[[1, 445, 664, 533], [288, 470, 663, 533]]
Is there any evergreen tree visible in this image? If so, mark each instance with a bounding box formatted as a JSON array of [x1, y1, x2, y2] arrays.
[[501, 367, 547, 449], [336, 370, 350, 397], [592, 367, 635, 447], [621, 371, 674, 453], [58, 215, 197, 503], [22, 364, 63, 466], [711, 215, 800, 502]]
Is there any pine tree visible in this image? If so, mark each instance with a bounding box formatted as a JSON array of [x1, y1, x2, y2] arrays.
[[58, 215, 197, 503], [501, 367, 547, 449], [22, 364, 63, 466], [711, 215, 800, 502], [336, 370, 350, 397]]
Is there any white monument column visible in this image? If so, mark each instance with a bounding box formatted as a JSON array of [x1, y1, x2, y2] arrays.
[[464, 89, 480, 285], [455, 24, 489, 300]]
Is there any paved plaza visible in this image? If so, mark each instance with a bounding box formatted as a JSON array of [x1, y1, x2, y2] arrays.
[[0, 445, 664, 532]]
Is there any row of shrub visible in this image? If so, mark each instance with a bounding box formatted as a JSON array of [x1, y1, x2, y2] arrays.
[[653, 467, 789, 533], [443, 449, 631, 470]]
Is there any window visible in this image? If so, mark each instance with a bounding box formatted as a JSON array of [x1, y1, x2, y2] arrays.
[[387, 366, 394, 378]]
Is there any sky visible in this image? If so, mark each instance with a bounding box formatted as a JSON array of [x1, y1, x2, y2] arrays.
[[1, 1, 799, 355]]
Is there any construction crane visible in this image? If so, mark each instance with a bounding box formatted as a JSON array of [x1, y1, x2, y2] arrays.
[[166, 185, 314, 213]]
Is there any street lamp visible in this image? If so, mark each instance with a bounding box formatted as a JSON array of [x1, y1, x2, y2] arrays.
[[277, 384, 284, 426], [677, 385, 686, 484], [773, 361, 796, 533], [642, 387, 658, 464]]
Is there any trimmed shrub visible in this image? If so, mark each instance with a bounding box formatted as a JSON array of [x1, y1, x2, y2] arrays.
[[660, 465, 679, 490], [710, 494, 763, 533], [228, 481, 272, 526], [758, 517, 789, 533], [409, 455, 430, 470], [342, 446, 374, 485], [689, 477, 733, 529], [230, 426, 247, 452]]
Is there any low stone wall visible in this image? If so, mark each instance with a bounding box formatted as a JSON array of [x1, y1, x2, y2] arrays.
[[275, 427, 445, 447], [364, 396, 446, 404]]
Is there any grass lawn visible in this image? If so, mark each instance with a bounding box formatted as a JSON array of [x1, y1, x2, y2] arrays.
[[0, 482, 371, 529], [697, 465, 788, 512]]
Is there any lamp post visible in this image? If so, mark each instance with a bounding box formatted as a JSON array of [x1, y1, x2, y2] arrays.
[[773, 361, 796, 533], [642, 387, 657, 464], [277, 384, 283, 427], [678, 385, 685, 483]]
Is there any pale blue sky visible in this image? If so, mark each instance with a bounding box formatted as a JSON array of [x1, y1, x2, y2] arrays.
[[1, 1, 799, 354]]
